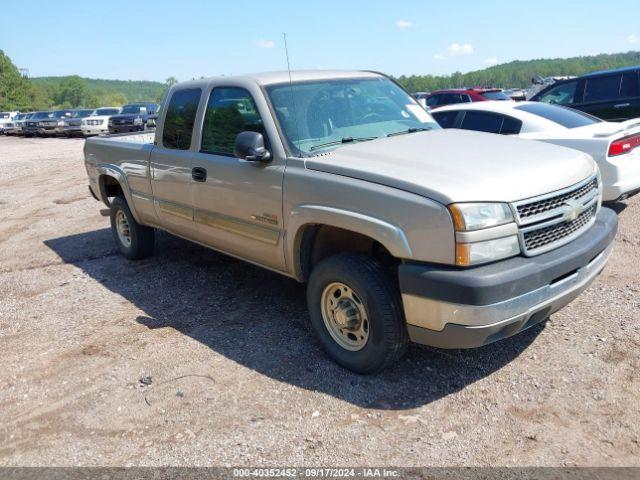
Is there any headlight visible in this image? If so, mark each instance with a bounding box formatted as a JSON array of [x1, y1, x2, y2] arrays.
[[108, 120, 113, 126], [449, 203, 513, 231], [448, 202, 519, 266], [133, 117, 143, 125], [58, 120, 65, 126], [455, 236, 520, 266]]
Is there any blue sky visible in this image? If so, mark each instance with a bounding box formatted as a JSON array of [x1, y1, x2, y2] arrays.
[[2, 0, 640, 81]]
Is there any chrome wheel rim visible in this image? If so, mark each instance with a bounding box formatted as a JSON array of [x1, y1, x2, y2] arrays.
[[320, 282, 369, 351], [115, 210, 132, 247]]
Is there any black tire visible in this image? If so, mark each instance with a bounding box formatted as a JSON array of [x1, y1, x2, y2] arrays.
[[110, 195, 155, 260], [307, 253, 408, 374]]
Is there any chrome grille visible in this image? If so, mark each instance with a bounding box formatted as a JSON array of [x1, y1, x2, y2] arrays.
[[516, 178, 598, 222], [513, 175, 600, 256], [523, 206, 596, 252]]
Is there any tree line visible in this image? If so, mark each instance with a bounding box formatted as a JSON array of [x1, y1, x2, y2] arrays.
[[3, 48, 640, 112]]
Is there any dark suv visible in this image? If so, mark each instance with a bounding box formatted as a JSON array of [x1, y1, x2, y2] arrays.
[[108, 102, 159, 134], [530, 66, 640, 121]]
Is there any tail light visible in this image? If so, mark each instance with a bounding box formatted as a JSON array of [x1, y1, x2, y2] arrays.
[[609, 134, 640, 156]]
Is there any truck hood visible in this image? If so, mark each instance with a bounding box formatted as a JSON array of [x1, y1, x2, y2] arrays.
[[305, 129, 596, 204]]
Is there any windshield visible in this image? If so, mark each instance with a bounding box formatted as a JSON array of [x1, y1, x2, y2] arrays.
[[121, 105, 145, 114], [52, 111, 71, 119], [71, 110, 93, 118], [481, 91, 511, 101], [33, 112, 52, 119], [14, 114, 27, 120], [515, 103, 601, 129], [266, 77, 439, 154], [94, 108, 120, 115]]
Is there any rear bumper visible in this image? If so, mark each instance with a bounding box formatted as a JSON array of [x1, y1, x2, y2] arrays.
[[400, 207, 618, 349]]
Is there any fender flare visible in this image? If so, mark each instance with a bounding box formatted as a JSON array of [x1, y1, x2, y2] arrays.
[[95, 164, 142, 222], [286, 204, 413, 280]]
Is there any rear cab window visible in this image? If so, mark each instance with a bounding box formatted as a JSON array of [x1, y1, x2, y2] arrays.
[[162, 88, 202, 150]]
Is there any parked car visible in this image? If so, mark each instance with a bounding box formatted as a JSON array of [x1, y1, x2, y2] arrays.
[[23, 111, 52, 137], [38, 109, 73, 136], [81, 107, 121, 136], [0, 111, 19, 134], [84, 70, 616, 373], [63, 109, 94, 137], [503, 88, 527, 101], [431, 101, 640, 202], [108, 102, 159, 133], [426, 88, 511, 109], [530, 66, 640, 121], [3, 112, 31, 135]]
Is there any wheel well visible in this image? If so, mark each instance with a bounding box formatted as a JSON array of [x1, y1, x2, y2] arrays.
[[299, 225, 398, 281], [99, 175, 123, 206]]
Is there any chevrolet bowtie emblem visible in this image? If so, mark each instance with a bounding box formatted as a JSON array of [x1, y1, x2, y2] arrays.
[[562, 199, 582, 222]]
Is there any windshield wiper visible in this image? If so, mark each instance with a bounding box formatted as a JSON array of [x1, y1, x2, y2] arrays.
[[309, 136, 377, 151], [387, 127, 432, 137]]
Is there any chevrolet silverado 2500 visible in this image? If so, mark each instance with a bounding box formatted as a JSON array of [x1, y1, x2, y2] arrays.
[[84, 70, 618, 373]]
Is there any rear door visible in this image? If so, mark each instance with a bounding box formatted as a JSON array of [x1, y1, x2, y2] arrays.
[[574, 72, 639, 121], [149, 87, 203, 237]]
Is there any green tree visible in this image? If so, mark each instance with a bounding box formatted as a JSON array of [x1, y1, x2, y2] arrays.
[[53, 75, 95, 107]]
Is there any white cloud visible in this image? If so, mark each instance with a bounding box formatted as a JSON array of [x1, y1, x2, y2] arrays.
[[434, 42, 474, 60], [446, 43, 474, 56], [627, 33, 639, 44], [485, 57, 499, 66], [396, 20, 413, 29], [255, 39, 276, 49]]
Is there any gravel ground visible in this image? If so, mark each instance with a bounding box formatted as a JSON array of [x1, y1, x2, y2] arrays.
[[0, 136, 638, 467]]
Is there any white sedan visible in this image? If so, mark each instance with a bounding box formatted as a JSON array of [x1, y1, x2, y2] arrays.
[[431, 101, 640, 202], [81, 107, 121, 136]]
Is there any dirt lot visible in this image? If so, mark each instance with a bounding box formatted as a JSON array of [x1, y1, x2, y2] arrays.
[[0, 136, 638, 467]]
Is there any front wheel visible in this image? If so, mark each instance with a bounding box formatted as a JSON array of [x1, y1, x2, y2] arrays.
[[110, 195, 155, 260], [307, 254, 408, 374]]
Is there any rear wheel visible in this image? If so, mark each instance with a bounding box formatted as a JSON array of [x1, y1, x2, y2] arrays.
[[307, 254, 408, 374], [110, 195, 155, 260]]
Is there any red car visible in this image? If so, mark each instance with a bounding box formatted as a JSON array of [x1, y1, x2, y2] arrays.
[[425, 88, 511, 109]]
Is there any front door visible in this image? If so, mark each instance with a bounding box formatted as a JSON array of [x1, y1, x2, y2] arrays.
[[191, 86, 286, 271]]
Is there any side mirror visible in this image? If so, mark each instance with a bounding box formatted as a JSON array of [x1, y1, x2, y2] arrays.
[[234, 131, 271, 162]]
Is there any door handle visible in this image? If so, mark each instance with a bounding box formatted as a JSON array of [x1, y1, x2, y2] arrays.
[[192, 167, 207, 182], [614, 103, 631, 108]]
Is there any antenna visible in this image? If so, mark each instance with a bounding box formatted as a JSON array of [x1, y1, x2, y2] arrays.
[[283, 33, 302, 155]]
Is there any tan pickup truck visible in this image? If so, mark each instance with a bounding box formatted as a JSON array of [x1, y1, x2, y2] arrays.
[[84, 70, 618, 373]]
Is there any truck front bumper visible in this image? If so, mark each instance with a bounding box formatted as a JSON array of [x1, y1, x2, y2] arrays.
[[400, 207, 618, 349]]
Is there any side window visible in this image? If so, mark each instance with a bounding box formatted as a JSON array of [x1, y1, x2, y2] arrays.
[[459, 111, 503, 134], [620, 72, 639, 98], [460, 94, 471, 103], [201, 87, 266, 155], [432, 111, 459, 128], [426, 95, 440, 107], [537, 81, 578, 105], [584, 75, 622, 103], [162, 88, 201, 150], [500, 116, 522, 135]]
